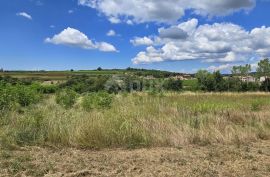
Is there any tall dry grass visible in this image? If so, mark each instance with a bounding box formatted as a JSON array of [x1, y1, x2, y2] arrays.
[[1, 92, 270, 149]]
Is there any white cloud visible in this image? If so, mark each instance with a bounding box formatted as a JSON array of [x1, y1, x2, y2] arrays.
[[132, 18, 270, 64], [78, 0, 255, 24], [130, 37, 154, 46], [106, 30, 116, 36], [45, 27, 117, 52], [68, 10, 74, 14], [16, 12, 32, 20], [35, 0, 43, 6], [108, 17, 121, 24], [207, 64, 233, 72]]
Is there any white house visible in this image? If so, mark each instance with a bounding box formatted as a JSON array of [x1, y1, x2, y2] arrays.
[[259, 76, 268, 82], [240, 76, 256, 82]]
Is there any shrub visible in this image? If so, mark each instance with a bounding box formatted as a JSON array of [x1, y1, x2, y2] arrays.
[[15, 86, 40, 107], [0, 86, 16, 113], [163, 79, 183, 91], [60, 75, 109, 93], [55, 89, 77, 109], [37, 85, 58, 94], [82, 92, 113, 111]]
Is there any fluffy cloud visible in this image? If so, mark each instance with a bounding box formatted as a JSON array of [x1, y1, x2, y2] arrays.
[[207, 64, 234, 72], [132, 18, 270, 64], [78, 0, 255, 24], [45, 27, 117, 52], [16, 12, 32, 20], [130, 37, 154, 46], [106, 29, 116, 36]]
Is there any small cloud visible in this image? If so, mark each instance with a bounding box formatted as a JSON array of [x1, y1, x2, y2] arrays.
[[106, 30, 116, 36], [16, 12, 32, 20], [130, 37, 154, 46], [126, 20, 133, 25], [36, 0, 43, 6], [108, 17, 121, 24], [50, 25, 55, 28], [68, 10, 74, 14]]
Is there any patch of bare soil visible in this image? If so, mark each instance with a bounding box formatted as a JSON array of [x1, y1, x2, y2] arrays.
[[1, 141, 270, 177]]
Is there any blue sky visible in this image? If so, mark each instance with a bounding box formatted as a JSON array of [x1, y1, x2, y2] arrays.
[[0, 0, 270, 73]]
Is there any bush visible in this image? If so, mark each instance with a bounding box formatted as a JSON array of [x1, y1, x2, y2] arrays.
[[82, 92, 113, 111], [60, 75, 109, 93], [55, 89, 77, 109], [15, 86, 41, 107], [163, 79, 183, 91], [0, 86, 16, 113], [37, 85, 58, 94]]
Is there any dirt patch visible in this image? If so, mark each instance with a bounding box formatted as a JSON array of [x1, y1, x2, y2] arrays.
[[1, 141, 270, 177]]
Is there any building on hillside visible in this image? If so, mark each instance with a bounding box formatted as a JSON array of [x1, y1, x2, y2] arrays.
[[170, 74, 193, 80], [259, 76, 269, 82], [144, 75, 155, 80], [240, 76, 256, 82]]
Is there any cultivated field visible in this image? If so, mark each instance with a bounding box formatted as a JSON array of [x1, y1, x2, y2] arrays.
[[1, 92, 270, 176]]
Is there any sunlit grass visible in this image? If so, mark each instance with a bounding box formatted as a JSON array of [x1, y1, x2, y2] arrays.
[[1, 92, 270, 149]]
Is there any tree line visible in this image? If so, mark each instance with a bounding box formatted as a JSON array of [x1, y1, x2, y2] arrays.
[[196, 58, 270, 92]]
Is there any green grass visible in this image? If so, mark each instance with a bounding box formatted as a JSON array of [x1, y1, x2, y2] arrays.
[[1, 92, 270, 149], [182, 79, 198, 91]]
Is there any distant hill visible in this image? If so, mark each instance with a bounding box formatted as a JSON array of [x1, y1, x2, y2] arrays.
[[0, 68, 193, 80]]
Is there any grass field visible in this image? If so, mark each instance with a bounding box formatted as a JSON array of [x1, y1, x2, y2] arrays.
[[1, 92, 270, 176]]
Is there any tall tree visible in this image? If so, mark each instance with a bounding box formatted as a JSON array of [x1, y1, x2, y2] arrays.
[[231, 64, 251, 77], [257, 58, 270, 91], [257, 58, 270, 77]]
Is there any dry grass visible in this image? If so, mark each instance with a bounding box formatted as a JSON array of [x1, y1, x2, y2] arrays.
[[1, 92, 270, 176], [0, 140, 269, 176], [1, 92, 270, 149]]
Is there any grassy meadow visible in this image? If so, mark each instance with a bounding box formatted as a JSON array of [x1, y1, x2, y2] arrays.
[[1, 92, 270, 149], [1, 71, 270, 176]]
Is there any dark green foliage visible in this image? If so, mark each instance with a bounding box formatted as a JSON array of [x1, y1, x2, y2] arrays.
[[55, 89, 77, 109], [126, 67, 181, 78], [37, 85, 58, 94], [97, 67, 102, 71], [196, 70, 226, 92], [260, 78, 270, 92], [82, 92, 114, 111], [163, 79, 183, 91], [60, 75, 109, 93]]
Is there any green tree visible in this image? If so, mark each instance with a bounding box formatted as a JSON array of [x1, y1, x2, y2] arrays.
[[163, 79, 183, 91], [257, 58, 270, 77], [257, 58, 270, 91], [231, 64, 251, 77], [97, 67, 102, 71]]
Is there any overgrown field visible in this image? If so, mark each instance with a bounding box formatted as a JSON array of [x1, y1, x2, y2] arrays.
[[1, 92, 270, 149]]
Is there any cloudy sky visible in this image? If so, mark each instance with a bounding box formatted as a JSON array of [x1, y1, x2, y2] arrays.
[[0, 0, 270, 73]]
